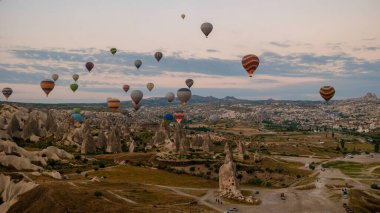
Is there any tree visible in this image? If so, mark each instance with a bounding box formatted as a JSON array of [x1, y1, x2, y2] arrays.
[[340, 140, 345, 149], [375, 143, 379, 153]]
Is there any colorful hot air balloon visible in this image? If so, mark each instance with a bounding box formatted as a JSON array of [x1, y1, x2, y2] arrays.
[[132, 102, 141, 111], [185, 79, 194, 88], [174, 110, 185, 124], [181, 14, 185, 19], [40, 79, 55, 97], [242, 54, 260, 77], [131, 90, 143, 105], [52, 74, 59, 82], [107, 97, 120, 112], [320, 86, 335, 102], [164, 113, 174, 121], [2, 87, 13, 100], [73, 108, 81, 114], [146, 83, 154, 92], [72, 113, 83, 123], [165, 92, 175, 103], [154, 52, 163, 62], [134, 60, 142, 69], [70, 83, 78, 92], [201, 22, 213, 38], [86, 62, 94, 72], [177, 88, 192, 106], [209, 114, 220, 125], [110, 48, 117, 55], [73, 74, 79, 82], [123, 85, 130, 93]]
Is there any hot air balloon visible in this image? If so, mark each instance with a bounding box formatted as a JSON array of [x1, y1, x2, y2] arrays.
[[242, 54, 260, 77], [164, 113, 174, 121], [165, 92, 175, 103], [123, 85, 130, 93], [107, 97, 120, 112], [134, 60, 142, 69], [110, 48, 117, 55], [146, 83, 154, 92], [320, 86, 335, 102], [174, 110, 185, 124], [131, 90, 143, 105], [154, 52, 163, 62], [40, 79, 55, 97], [177, 88, 192, 106], [70, 83, 79, 92], [72, 113, 83, 123], [209, 114, 220, 125], [86, 62, 94, 72], [132, 102, 141, 111], [2, 87, 13, 100], [185, 79, 194, 88], [181, 14, 185, 19], [52, 74, 59, 82], [73, 74, 79, 82], [73, 108, 81, 114], [201, 22, 213, 38]]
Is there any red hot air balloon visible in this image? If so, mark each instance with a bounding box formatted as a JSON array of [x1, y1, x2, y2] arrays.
[[85, 62, 94, 72], [40, 79, 55, 97], [123, 85, 130, 93], [174, 110, 185, 124], [242, 54, 260, 77]]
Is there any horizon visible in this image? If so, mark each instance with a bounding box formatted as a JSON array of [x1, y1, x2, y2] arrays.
[[1, 0, 379, 103]]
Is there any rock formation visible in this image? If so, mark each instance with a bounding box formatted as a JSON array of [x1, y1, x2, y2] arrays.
[[191, 134, 203, 148], [152, 120, 170, 146], [96, 131, 107, 149], [22, 115, 41, 141], [45, 110, 58, 135], [80, 123, 96, 154], [173, 124, 189, 154], [128, 138, 136, 153], [237, 140, 248, 160], [106, 126, 122, 153], [6, 115, 21, 138], [202, 134, 214, 153], [219, 142, 255, 204]]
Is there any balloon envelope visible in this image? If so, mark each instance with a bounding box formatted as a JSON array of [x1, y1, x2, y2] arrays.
[[2, 87, 13, 100], [146, 83, 154, 92], [110, 48, 117, 55], [107, 97, 120, 112], [242, 54, 260, 77], [174, 110, 185, 124], [73, 108, 81, 114], [164, 113, 174, 121], [73, 74, 79, 82], [201, 22, 213, 38], [40, 79, 55, 97], [181, 14, 185, 19], [185, 79, 194, 88], [131, 90, 143, 104], [177, 88, 192, 106], [123, 85, 130, 93], [85, 62, 94, 72], [165, 92, 175, 103], [320, 86, 335, 102], [134, 60, 142, 69], [72, 113, 83, 123], [52, 74, 59, 81], [154, 52, 163, 62], [70, 83, 79, 92], [132, 102, 141, 111]]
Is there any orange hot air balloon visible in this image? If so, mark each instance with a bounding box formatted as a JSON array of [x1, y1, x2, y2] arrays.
[[319, 86, 335, 102], [241, 54, 260, 77], [107, 97, 121, 112], [40, 79, 55, 97], [173, 110, 185, 124]]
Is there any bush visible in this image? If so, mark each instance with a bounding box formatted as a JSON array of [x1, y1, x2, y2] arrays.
[[74, 154, 81, 160], [99, 162, 106, 168], [42, 154, 47, 157], [243, 155, 250, 160], [237, 174, 243, 179], [266, 182, 272, 187], [296, 174, 301, 179], [248, 178, 263, 185], [189, 167, 196, 172], [371, 183, 379, 189], [47, 159, 58, 167], [93, 166, 99, 171], [94, 191, 102, 197], [75, 169, 81, 174], [82, 158, 88, 163]]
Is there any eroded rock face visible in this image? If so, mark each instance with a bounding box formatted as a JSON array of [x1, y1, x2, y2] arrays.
[[202, 134, 214, 153], [106, 126, 122, 153], [237, 140, 248, 160], [7, 115, 21, 138], [128, 139, 136, 153], [173, 124, 189, 154], [22, 114, 41, 140], [80, 123, 96, 154], [219, 142, 256, 204], [96, 131, 107, 149], [152, 120, 170, 146], [191, 134, 203, 148], [45, 110, 58, 135], [0, 174, 38, 213]]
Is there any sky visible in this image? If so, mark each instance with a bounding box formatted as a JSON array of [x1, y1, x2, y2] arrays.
[[0, 0, 379, 103]]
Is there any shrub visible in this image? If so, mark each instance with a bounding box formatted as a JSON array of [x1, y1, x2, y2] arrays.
[[371, 183, 379, 189], [94, 166, 99, 171], [42, 154, 47, 157], [74, 154, 81, 160], [266, 182, 272, 187], [47, 159, 58, 167], [189, 167, 196, 172], [94, 191, 102, 197], [82, 158, 88, 163], [296, 174, 301, 179], [248, 178, 263, 185], [75, 169, 81, 174], [99, 162, 106, 168], [237, 174, 243, 179], [243, 155, 250, 160]]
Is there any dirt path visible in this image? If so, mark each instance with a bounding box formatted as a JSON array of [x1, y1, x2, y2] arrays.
[[106, 190, 138, 204]]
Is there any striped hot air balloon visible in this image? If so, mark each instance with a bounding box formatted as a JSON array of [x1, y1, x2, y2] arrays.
[[107, 97, 120, 112], [174, 110, 185, 124], [40, 79, 55, 97], [319, 86, 335, 102], [2, 87, 13, 100], [242, 54, 260, 77]]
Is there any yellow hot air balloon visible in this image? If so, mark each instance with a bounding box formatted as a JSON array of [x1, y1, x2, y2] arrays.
[[107, 97, 120, 112], [319, 86, 335, 102]]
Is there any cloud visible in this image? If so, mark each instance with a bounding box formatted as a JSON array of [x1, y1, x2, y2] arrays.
[[206, 49, 219, 53], [269, 41, 290, 48]]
